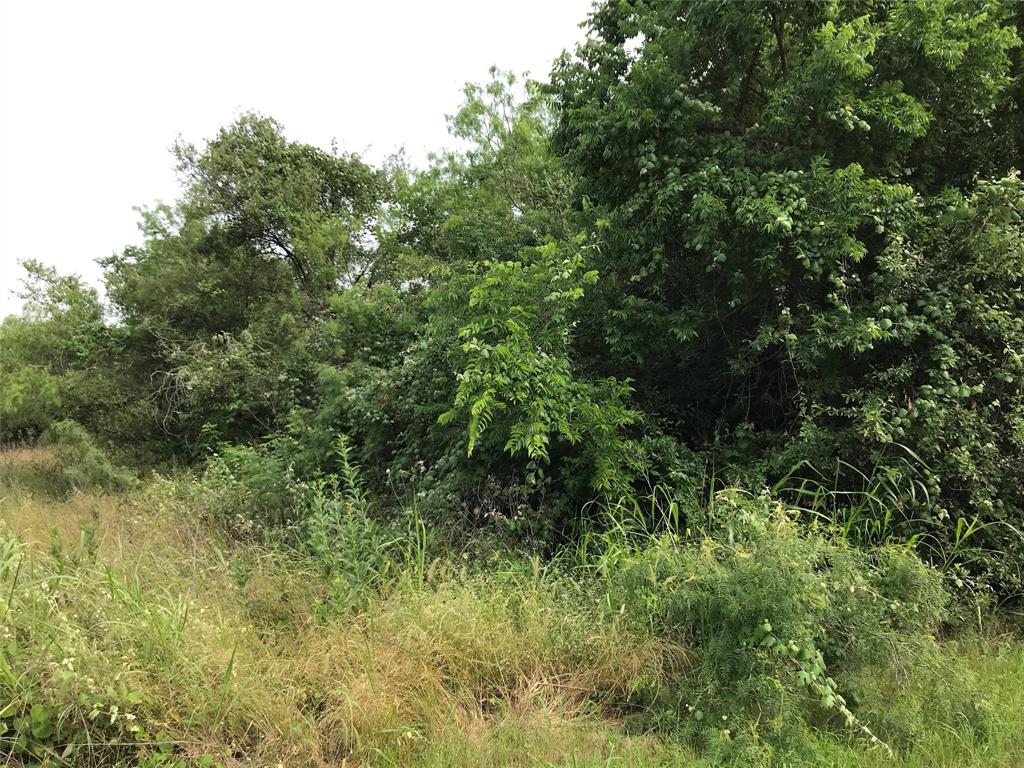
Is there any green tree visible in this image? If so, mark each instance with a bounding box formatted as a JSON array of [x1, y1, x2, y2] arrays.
[[0, 262, 117, 441], [399, 69, 575, 270], [174, 114, 388, 308], [552, 0, 1024, 589], [99, 115, 392, 454]]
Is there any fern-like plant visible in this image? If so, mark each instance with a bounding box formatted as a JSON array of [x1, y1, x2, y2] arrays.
[[440, 238, 639, 494]]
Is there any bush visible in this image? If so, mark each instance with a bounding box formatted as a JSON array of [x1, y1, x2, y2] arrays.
[[0, 364, 61, 442], [39, 420, 135, 493], [593, 490, 981, 763], [197, 440, 305, 535]]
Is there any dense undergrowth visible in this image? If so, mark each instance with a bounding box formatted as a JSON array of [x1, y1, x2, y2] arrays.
[[2, 446, 1023, 768], [3, 0, 1022, 598], [1, 1, 1022, 765]]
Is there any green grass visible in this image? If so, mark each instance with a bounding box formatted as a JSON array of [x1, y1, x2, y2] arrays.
[[1, 447, 1023, 767]]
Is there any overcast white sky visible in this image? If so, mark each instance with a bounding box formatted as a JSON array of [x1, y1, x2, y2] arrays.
[[0, 0, 592, 317]]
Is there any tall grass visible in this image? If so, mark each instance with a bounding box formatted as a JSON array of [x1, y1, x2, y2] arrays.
[[1, 447, 1023, 767], [1, 452, 686, 766]]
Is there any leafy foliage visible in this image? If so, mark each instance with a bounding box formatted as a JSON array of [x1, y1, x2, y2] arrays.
[[4, 5, 1024, 767], [552, 0, 1024, 591], [39, 420, 135, 493], [596, 490, 976, 763], [441, 239, 638, 494], [1, 1, 1022, 600], [0, 261, 116, 442], [95, 115, 391, 455]]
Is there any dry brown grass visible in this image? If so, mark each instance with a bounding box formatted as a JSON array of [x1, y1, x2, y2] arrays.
[[1, 446, 691, 767], [5, 444, 1024, 768]]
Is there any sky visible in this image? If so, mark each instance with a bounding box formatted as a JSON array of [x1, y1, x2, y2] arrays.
[[0, 0, 593, 318]]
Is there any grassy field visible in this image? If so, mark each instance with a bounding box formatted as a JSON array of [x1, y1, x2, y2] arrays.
[[2, 446, 1023, 768]]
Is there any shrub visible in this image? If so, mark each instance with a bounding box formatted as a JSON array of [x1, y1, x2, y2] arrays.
[[440, 239, 639, 497], [39, 420, 135, 493], [0, 365, 61, 442], [594, 490, 981, 763], [197, 440, 306, 535]]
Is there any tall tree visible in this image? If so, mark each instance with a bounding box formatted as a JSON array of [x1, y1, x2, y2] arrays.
[[100, 116, 391, 453], [552, 0, 1024, 588]]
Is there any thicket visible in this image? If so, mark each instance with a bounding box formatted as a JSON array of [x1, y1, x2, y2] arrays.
[[1, 1, 1020, 581], [1, 1, 1023, 762], [2, 453, 1014, 767]]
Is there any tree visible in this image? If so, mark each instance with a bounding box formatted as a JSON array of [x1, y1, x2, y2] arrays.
[[552, 0, 1024, 589], [175, 114, 388, 308], [399, 69, 575, 270], [0, 261, 116, 441], [98, 116, 391, 454]]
